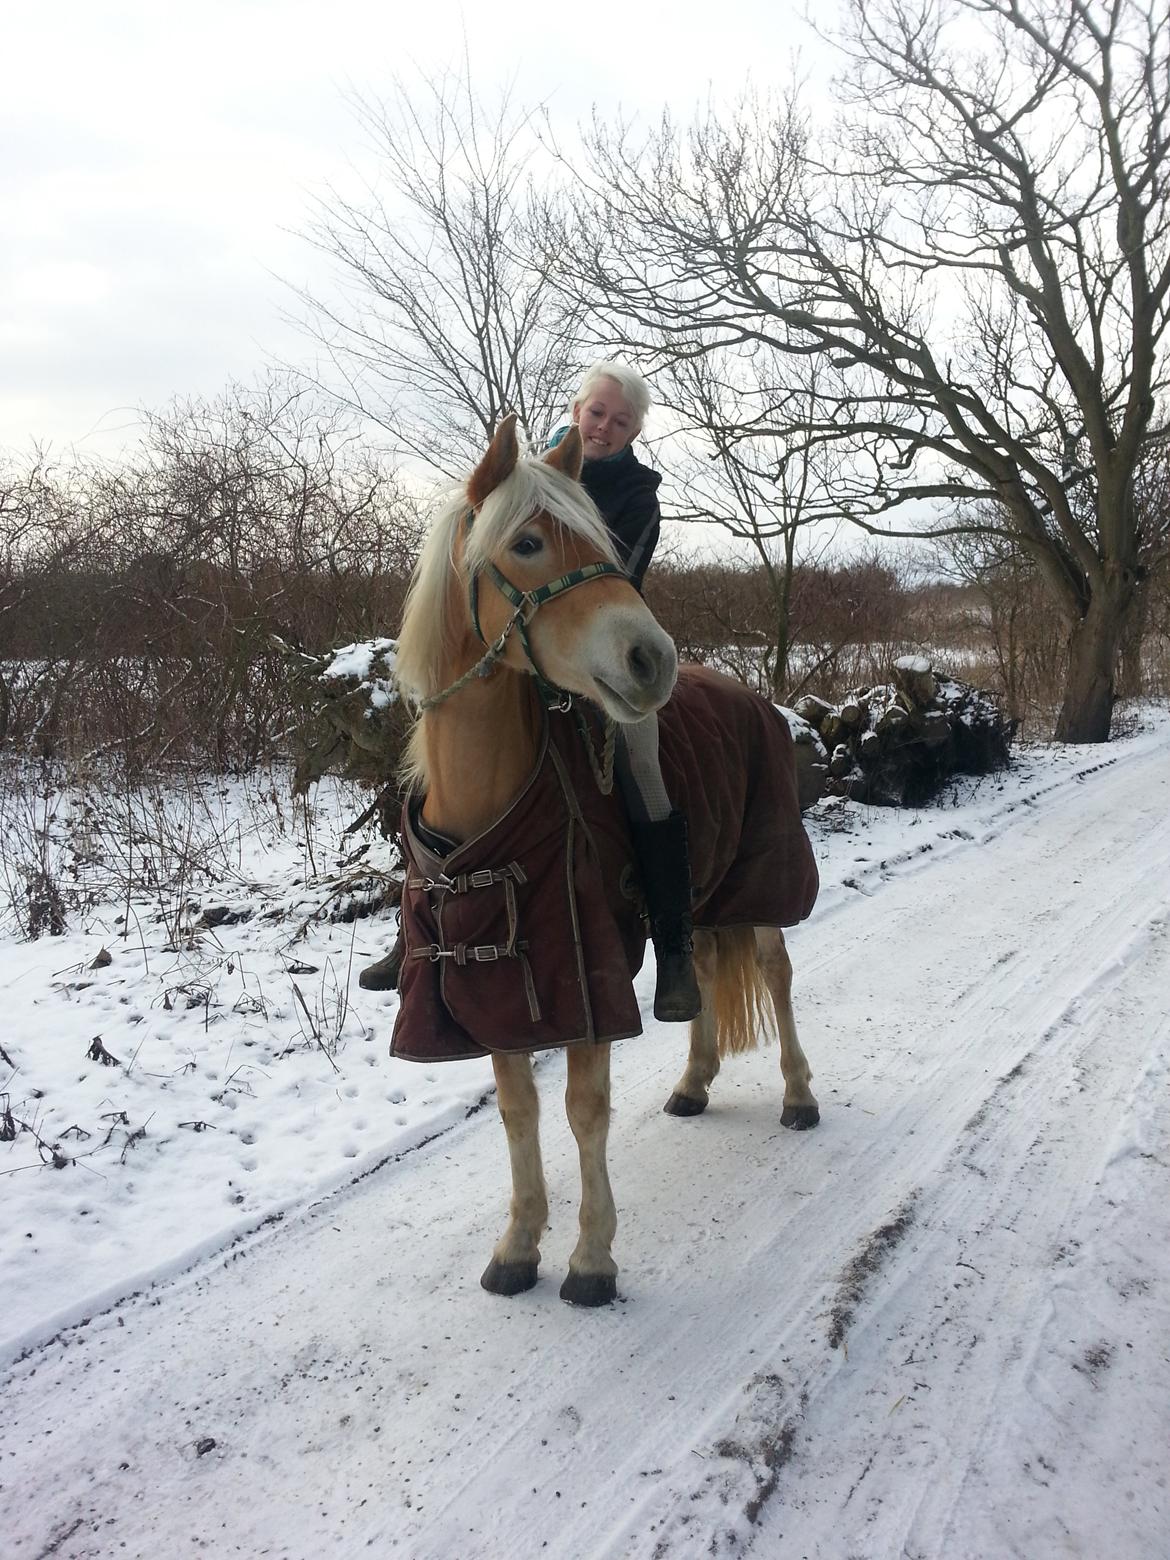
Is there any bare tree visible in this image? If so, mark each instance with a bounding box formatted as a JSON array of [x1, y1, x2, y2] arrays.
[[298, 69, 585, 474], [647, 349, 845, 698], [0, 451, 114, 754], [560, 0, 1170, 740], [922, 520, 1070, 723], [136, 378, 422, 593]]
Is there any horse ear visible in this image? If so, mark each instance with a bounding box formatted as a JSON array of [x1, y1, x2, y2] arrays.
[[467, 414, 520, 508], [544, 424, 584, 482]]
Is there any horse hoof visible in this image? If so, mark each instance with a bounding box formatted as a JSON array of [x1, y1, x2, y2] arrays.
[[560, 1271, 617, 1307], [781, 1104, 820, 1130], [481, 1258, 539, 1296], [663, 1091, 708, 1117]]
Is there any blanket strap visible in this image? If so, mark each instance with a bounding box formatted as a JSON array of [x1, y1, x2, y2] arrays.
[[544, 741, 598, 1043], [410, 939, 530, 966], [406, 860, 542, 1021]]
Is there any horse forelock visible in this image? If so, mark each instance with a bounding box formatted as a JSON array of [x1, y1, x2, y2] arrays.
[[398, 459, 616, 698], [464, 461, 617, 573], [393, 484, 466, 714]]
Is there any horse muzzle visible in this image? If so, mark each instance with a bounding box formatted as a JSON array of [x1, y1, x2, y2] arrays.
[[585, 608, 678, 722]]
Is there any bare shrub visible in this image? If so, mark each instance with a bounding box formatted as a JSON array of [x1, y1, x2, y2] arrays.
[[921, 530, 1094, 734], [646, 547, 920, 706], [1, 380, 421, 774]]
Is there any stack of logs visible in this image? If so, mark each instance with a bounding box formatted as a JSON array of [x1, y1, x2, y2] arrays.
[[277, 635, 1014, 816], [791, 655, 1016, 807]]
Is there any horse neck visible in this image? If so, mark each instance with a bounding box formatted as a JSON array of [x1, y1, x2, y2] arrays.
[[416, 656, 543, 844]]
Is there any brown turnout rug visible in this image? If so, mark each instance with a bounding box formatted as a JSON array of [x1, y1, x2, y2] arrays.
[[391, 665, 818, 1063]]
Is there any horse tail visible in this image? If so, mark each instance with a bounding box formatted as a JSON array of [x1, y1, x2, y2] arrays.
[[712, 925, 776, 1058]]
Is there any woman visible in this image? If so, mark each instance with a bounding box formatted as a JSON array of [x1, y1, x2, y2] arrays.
[[549, 362, 700, 1022], [553, 363, 660, 592], [362, 363, 700, 1023]]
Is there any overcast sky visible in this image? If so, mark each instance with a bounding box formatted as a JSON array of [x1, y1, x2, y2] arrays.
[[2, 0, 820, 462]]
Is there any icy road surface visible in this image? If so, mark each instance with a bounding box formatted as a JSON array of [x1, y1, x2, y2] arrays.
[[3, 725, 1168, 1558]]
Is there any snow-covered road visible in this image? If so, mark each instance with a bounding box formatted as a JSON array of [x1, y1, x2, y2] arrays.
[[3, 729, 1168, 1559]]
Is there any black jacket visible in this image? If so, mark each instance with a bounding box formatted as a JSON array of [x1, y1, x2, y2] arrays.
[[581, 447, 662, 594]]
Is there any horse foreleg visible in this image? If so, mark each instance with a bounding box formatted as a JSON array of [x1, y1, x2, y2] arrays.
[[560, 1042, 618, 1306], [481, 1051, 547, 1296], [663, 928, 719, 1116], [755, 926, 819, 1129]]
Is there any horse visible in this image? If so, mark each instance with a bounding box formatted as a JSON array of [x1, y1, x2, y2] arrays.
[[390, 415, 819, 1306]]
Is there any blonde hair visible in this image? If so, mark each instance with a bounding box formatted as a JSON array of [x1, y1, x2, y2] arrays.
[[571, 361, 652, 431]]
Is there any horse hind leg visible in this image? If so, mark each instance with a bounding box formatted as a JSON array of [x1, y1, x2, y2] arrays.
[[755, 925, 819, 1130], [561, 1042, 618, 1306], [663, 928, 720, 1116], [482, 1051, 548, 1296]]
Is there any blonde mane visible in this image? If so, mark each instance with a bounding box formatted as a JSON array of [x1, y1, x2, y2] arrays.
[[395, 456, 619, 791]]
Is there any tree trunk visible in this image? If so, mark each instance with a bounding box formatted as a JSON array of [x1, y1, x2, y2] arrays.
[[769, 610, 791, 704], [1054, 584, 1132, 743]]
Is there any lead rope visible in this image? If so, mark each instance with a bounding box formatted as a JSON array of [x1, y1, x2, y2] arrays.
[[415, 604, 617, 797], [416, 605, 530, 713], [573, 706, 617, 795]]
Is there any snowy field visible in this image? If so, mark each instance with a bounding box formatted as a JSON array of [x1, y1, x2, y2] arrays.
[[2, 711, 1168, 1558]]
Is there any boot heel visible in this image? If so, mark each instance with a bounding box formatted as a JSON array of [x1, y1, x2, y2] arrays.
[[653, 951, 701, 1022]]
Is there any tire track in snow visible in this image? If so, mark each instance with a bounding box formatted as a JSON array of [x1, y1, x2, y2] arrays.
[[601, 759, 1170, 1558], [811, 741, 1128, 922], [1, 739, 1167, 1559], [495, 742, 1170, 1560], [730, 910, 1170, 1560]]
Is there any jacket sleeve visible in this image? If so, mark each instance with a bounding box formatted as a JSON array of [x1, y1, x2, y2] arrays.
[[613, 483, 661, 594]]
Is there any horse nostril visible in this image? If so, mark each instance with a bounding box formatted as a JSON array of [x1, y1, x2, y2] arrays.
[[628, 641, 659, 687]]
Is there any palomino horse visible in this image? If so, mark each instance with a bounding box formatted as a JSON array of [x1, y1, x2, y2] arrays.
[[391, 416, 818, 1306]]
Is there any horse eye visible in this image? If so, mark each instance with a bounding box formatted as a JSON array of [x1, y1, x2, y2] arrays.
[[512, 535, 543, 559]]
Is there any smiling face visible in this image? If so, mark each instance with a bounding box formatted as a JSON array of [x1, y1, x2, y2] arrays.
[[571, 376, 638, 461]]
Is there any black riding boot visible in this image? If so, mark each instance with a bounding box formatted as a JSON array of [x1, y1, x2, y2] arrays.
[[359, 925, 405, 991], [630, 811, 702, 1023]]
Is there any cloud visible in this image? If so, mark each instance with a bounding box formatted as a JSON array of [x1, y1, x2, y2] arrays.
[[1, 0, 816, 456]]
